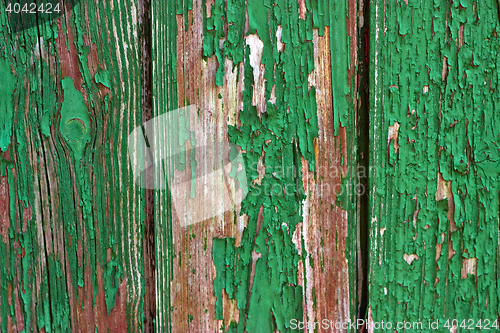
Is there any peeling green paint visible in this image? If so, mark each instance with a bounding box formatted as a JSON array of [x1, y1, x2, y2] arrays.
[[0, 0, 145, 331], [203, 0, 356, 331], [0, 57, 16, 151], [60, 77, 91, 159], [369, 0, 500, 328], [152, 0, 179, 330], [95, 68, 111, 89]]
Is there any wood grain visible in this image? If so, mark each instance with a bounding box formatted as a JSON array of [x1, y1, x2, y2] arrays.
[[0, 1, 145, 331], [368, 0, 500, 330], [152, 0, 359, 331]]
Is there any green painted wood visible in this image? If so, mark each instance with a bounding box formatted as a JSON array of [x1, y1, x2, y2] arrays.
[[152, 0, 360, 332], [369, 0, 500, 330], [0, 1, 145, 331]]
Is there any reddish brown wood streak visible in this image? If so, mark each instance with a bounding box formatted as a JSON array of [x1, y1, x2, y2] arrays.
[[0, 173, 10, 244], [300, 23, 352, 327]]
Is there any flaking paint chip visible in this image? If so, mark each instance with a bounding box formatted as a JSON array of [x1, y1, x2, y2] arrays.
[[435, 171, 450, 201], [387, 121, 401, 153], [404, 253, 419, 265], [461, 257, 477, 278]]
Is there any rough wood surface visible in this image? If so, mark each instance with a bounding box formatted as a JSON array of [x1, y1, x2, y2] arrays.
[[152, 0, 359, 332], [2, 0, 367, 331], [0, 1, 145, 331], [369, 0, 500, 330]]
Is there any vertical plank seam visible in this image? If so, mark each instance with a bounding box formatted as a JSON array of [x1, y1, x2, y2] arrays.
[[138, 0, 156, 331], [356, 0, 370, 330]]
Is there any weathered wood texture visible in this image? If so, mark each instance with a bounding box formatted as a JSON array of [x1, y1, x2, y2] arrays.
[[1, 0, 362, 331], [0, 1, 145, 331], [369, 0, 500, 330], [153, 0, 359, 332]]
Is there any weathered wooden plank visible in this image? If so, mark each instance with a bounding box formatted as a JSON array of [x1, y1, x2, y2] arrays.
[[153, 0, 359, 331], [0, 1, 145, 331], [369, 0, 500, 330]]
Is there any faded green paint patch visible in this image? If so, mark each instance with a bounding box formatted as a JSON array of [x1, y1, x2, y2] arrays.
[[60, 77, 91, 160], [326, 1, 350, 136], [0, 58, 16, 152], [94, 68, 111, 88]]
